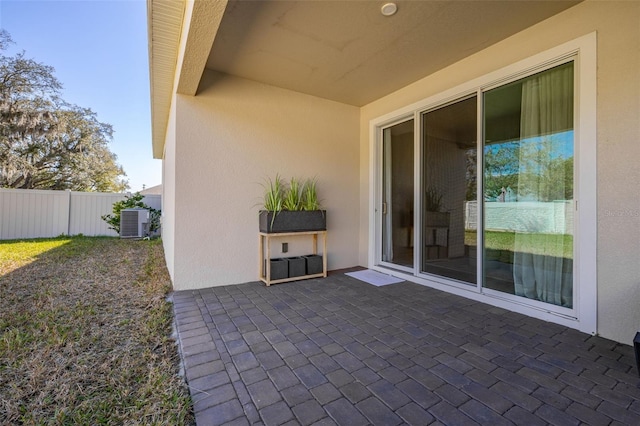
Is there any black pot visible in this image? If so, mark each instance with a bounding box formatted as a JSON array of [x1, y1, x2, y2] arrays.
[[287, 256, 306, 278], [303, 254, 323, 275], [268, 258, 288, 280]]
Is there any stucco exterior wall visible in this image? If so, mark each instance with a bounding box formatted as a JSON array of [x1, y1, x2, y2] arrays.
[[359, 1, 640, 343], [162, 99, 177, 281], [172, 70, 360, 289]]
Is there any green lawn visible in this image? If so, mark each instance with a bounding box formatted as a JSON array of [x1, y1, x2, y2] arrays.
[[465, 230, 573, 259], [0, 237, 193, 425]]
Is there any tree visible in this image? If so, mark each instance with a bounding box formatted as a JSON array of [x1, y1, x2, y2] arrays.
[[0, 30, 128, 192]]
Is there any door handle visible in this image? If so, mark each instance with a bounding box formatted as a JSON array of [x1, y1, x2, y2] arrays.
[[382, 202, 387, 215]]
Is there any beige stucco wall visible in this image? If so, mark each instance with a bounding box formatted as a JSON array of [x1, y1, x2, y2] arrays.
[[359, 1, 640, 343], [161, 99, 177, 281], [171, 70, 360, 289]]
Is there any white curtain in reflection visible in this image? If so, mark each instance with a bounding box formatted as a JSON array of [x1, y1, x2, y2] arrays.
[[513, 64, 573, 308]]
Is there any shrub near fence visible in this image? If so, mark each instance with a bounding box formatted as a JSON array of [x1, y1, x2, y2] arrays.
[[0, 188, 161, 240]]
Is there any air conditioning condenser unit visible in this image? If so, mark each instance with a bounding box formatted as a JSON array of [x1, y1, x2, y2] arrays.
[[120, 208, 149, 238]]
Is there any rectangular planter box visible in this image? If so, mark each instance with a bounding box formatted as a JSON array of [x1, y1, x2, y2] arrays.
[[287, 256, 306, 278], [303, 254, 323, 275], [267, 258, 289, 280], [425, 245, 448, 260], [425, 211, 450, 228], [259, 210, 326, 233]]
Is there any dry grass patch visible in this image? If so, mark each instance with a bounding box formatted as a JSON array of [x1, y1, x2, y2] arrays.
[[0, 237, 193, 424]]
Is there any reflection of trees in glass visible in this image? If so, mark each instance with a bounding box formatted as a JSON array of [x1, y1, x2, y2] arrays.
[[465, 148, 477, 201], [484, 133, 573, 202], [484, 141, 519, 200], [516, 135, 573, 201]]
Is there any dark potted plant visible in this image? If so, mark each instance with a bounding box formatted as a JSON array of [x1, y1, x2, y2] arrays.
[[259, 175, 326, 233], [424, 186, 449, 227], [424, 186, 449, 259]]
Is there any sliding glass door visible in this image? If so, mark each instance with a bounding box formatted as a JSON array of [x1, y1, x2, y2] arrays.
[[381, 119, 414, 269], [483, 62, 574, 308], [376, 60, 576, 313], [421, 96, 477, 284]]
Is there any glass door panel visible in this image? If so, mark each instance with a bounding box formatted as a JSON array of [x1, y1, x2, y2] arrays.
[[483, 62, 574, 308], [421, 96, 477, 284], [382, 120, 414, 268]]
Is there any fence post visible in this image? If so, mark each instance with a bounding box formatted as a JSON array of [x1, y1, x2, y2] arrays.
[[67, 189, 72, 236]]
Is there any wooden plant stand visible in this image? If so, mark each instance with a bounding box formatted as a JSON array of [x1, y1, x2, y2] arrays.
[[259, 230, 327, 286]]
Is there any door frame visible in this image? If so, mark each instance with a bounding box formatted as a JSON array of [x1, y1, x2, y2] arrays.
[[373, 115, 417, 274], [368, 33, 597, 334]]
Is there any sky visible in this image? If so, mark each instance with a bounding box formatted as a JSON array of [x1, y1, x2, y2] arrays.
[[0, 0, 161, 193]]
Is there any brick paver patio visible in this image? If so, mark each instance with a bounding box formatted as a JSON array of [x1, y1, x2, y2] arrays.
[[171, 272, 640, 425]]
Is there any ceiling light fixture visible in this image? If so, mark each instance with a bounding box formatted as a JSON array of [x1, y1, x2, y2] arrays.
[[381, 2, 397, 17]]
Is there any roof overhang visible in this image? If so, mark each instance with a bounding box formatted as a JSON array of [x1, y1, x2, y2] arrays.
[[147, 0, 227, 159], [147, 0, 581, 159]]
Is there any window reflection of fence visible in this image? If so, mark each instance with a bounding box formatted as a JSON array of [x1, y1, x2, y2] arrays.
[[465, 201, 573, 235], [0, 188, 161, 240]]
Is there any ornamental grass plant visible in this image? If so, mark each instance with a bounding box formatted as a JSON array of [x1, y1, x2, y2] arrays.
[[262, 175, 322, 212]]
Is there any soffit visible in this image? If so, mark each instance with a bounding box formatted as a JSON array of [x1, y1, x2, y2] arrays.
[[205, 0, 580, 107], [148, 0, 185, 159]]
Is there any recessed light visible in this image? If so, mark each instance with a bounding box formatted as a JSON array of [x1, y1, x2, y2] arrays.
[[381, 2, 397, 17]]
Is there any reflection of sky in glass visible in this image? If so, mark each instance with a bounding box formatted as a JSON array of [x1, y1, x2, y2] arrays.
[[532, 130, 574, 158]]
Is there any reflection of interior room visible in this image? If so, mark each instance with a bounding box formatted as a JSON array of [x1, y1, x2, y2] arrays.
[[385, 120, 414, 268], [422, 96, 478, 285]]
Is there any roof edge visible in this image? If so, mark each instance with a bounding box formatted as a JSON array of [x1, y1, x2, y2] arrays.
[[176, 0, 228, 96], [148, 0, 185, 159], [148, 0, 228, 159]]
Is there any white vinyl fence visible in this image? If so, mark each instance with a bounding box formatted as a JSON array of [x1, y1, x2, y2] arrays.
[[465, 201, 573, 235], [0, 188, 161, 240]]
